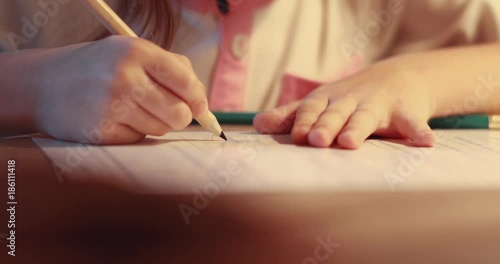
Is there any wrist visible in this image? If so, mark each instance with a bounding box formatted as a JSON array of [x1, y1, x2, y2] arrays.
[[376, 54, 435, 120], [0, 50, 47, 134]]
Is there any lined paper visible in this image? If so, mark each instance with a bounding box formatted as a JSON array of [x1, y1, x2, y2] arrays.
[[32, 130, 500, 194]]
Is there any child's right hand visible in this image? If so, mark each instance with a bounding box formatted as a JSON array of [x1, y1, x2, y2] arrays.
[[33, 36, 208, 144]]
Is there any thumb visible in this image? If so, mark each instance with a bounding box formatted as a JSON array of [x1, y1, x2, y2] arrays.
[[395, 113, 436, 147], [253, 101, 300, 134]]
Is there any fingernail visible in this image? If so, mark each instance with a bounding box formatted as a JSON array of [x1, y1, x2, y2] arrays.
[[309, 128, 330, 147], [313, 127, 329, 137], [293, 126, 309, 135], [338, 131, 360, 149], [340, 131, 355, 139], [194, 98, 209, 118], [416, 131, 436, 146]]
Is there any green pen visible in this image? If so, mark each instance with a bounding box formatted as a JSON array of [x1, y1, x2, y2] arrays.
[[213, 112, 257, 124], [428, 115, 500, 129]]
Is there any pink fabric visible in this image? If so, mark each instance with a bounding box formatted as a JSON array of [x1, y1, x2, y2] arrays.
[[184, 0, 273, 111], [278, 75, 323, 107], [277, 54, 367, 106], [183, 1, 367, 110]]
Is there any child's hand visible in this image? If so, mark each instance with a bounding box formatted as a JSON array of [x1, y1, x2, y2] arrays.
[[254, 57, 437, 149], [34, 36, 208, 144]]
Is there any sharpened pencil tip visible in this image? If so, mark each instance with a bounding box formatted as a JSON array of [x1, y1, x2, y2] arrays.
[[220, 131, 227, 141]]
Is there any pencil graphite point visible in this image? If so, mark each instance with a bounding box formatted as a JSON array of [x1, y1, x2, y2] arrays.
[[220, 131, 228, 141]]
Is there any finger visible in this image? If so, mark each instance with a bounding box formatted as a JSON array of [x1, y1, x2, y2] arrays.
[[132, 76, 193, 130], [142, 44, 208, 118], [99, 124, 145, 145], [119, 101, 171, 137], [308, 98, 358, 148], [253, 101, 300, 134], [395, 112, 436, 147], [291, 97, 329, 145], [336, 105, 381, 149], [65, 125, 144, 145]]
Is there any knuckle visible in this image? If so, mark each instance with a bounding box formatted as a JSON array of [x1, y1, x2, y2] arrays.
[[119, 38, 149, 62], [297, 103, 318, 114], [178, 75, 198, 92], [356, 107, 379, 119], [327, 107, 350, 121], [170, 53, 195, 72], [113, 63, 133, 81], [298, 97, 326, 112], [168, 103, 193, 130], [341, 92, 358, 102], [177, 54, 192, 67], [294, 114, 318, 127], [307, 88, 323, 98]]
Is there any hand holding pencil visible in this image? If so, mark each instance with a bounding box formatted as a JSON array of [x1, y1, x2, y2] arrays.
[[80, 0, 226, 141], [26, 0, 224, 144]]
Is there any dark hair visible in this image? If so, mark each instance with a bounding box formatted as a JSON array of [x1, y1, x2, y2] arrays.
[[94, 0, 179, 49]]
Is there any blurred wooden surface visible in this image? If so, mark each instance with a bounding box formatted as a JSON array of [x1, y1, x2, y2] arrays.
[[1, 126, 500, 263]]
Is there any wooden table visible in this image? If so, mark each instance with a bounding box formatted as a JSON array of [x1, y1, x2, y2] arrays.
[[1, 126, 500, 263]]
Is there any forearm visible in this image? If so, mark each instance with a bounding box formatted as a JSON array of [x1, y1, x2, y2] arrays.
[[398, 43, 500, 118], [0, 50, 46, 135]]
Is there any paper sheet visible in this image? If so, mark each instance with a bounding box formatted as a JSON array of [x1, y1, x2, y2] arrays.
[[32, 130, 500, 194]]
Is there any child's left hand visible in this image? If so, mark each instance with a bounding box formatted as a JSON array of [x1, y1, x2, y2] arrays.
[[254, 56, 437, 149]]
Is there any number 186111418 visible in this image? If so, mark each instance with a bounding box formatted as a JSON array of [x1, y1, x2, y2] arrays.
[[8, 160, 15, 199]]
